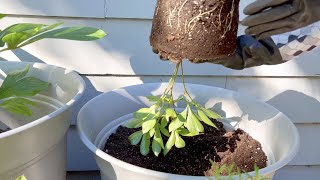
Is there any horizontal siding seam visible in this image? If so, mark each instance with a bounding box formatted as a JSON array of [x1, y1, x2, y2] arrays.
[[4, 14, 106, 20], [80, 74, 320, 78]]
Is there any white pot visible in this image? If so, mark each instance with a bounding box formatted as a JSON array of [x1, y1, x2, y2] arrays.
[[0, 62, 85, 180], [77, 83, 299, 180]]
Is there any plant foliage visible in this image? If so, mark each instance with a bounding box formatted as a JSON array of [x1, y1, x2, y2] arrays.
[[126, 62, 222, 156], [0, 66, 49, 116]]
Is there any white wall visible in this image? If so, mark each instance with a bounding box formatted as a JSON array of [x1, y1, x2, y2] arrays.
[[1, 0, 320, 179]]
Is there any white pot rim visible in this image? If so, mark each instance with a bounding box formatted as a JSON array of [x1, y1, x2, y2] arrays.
[[78, 83, 300, 179], [0, 62, 86, 139]]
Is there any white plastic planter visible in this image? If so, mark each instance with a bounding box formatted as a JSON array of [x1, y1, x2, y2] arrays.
[[0, 62, 85, 180], [78, 83, 299, 180]]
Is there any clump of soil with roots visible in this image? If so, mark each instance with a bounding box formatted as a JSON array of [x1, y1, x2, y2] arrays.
[[150, 0, 240, 63]]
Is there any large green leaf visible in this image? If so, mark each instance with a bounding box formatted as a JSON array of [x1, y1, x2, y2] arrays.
[[142, 119, 157, 134], [0, 23, 45, 47], [201, 107, 222, 119], [0, 77, 49, 99], [146, 95, 161, 102], [198, 109, 217, 129], [152, 125, 164, 156], [168, 116, 184, 132], [3, 22, 63, 49], [163, 131, 176, 156], [0, 97, 36, 116], [125, 118, 143, 128], [128, 131, 143, 145], [165, 108, 177, 121], [0, 66, 49, 99], [2, 32, 32, 49], [133, 108, 152, 119], [152, 137, 161, 157], [174, 131, 186, 148], [154, 125, 164, 149], [186, 106, 204, 134], [177, 128, 198, 137], [140, 133, 151, 156], [160, 117, 168, 128], [19, 26, 106, 47], [160, 127, 170, 137]]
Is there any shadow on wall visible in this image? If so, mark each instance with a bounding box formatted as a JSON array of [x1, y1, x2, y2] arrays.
[[267, 90, 320, 123]]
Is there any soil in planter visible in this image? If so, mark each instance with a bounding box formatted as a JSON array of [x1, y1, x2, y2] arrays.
[[104, 120, 267, 176], [150, 0, 240, 63]]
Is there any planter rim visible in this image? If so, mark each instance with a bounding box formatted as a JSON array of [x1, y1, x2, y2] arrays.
[[0, 61, 85, 139], [78, 82, 300, 179]]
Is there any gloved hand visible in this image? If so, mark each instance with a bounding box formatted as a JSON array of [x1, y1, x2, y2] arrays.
[[156, 35, 284, 70], [242, 0, 320, 39]]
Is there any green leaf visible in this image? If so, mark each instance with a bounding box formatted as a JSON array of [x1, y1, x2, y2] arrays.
[[125, 118, 143, 128], [168, 116, 184, 132], [0, 23, 46, 47], [0, 66, 49, 100], [160, 127, 170, 137], [160, 117, 168, 128], [174, 131, 186, 148], [154, 125, 164, 149], [152, 125, 164, 156], [180, 107, 188, 127], [0, 14, 6, 19], [128, 131, 143, 145], [133, 108, 152, 119], [19, 26, 107, 47], [16, 176, 27, 180], [149, 128, 155, 137], [146, 95, 161, 102], [163, 131, 175, 156], [198, 109, 217, 129], [2, 32, 29, 49], [142, 119, 157, 134], [177, 128, 198, 137], [152, 137, 162, 157], [201, 107, 222, 119], [140, 133, 151, 156], [0, 23, 45, 39], [0, 98, 36, 116], [165, 108, 177, 121], [186, 106, 204, 134]]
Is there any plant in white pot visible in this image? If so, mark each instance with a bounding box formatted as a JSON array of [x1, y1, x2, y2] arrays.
[[0, 14, 106, 180], [78, 0, 298, 179], [77, 63, 299, 180]]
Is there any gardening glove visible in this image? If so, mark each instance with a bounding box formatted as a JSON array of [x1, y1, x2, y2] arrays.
[[205, 35, 284, 70], [155, 35, 284, 70], [242, 0, 320, 39]]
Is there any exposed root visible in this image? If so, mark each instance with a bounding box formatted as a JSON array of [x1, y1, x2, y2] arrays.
[[221, 0, 236, 38], [186, 4, 220, 32], [177, 0, 189, 28], [165, 0, 237, 39], [167, 6, 177, 28]]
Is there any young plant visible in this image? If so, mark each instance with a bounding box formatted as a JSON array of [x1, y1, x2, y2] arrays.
[[0, 13, 106, 117], [126, 62, 222, 156], [206, 161, 270, 180], [0, 65, 49, 116]]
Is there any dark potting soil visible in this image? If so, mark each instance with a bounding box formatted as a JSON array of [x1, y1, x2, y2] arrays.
[[104, 120, 267, 176], [150, 0, 240, 63]]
